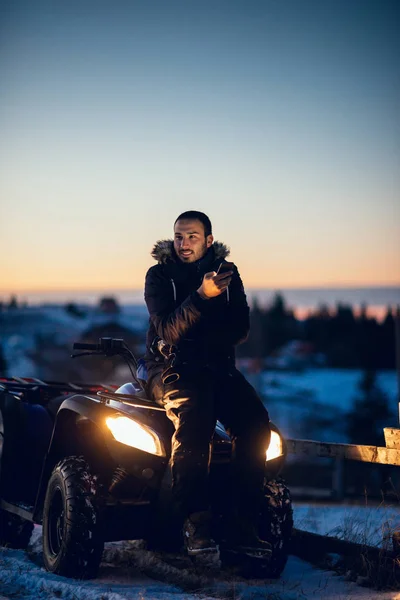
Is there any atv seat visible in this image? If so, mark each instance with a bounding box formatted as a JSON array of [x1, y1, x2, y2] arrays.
[[0, 394, 54, 503]]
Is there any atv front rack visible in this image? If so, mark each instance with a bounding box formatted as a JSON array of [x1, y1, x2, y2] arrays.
[[0, 377, 119, 405], [97, 390, 166, 412]]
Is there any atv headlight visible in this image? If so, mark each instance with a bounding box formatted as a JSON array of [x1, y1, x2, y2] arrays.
[[106, 416, 164, 457], [266, 430, 283, 461]]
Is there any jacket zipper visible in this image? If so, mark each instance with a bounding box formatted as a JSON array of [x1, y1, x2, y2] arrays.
[[170, 278, 177, 303]]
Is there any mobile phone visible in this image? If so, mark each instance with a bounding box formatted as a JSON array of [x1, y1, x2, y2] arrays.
[[216, 261, 234, 274]]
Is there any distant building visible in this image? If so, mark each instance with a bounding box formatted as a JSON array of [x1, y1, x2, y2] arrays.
[[98, 297, 120, 315], [265, 340, 326, 370]]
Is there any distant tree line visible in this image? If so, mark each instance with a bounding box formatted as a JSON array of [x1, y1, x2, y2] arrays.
[[239, 293, 398, 370]]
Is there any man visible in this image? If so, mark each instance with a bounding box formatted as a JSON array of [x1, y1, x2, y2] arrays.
[[144, 210, 271, 560]]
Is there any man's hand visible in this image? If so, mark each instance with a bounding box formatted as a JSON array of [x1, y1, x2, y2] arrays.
[[197, 270, 233, 299]]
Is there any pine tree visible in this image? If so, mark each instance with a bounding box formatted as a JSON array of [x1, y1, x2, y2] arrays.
[[8, 295, 18, 310], [346, 370, 393, 446]]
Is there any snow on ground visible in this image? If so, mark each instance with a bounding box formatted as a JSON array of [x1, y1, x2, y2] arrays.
[[1, 525, 399, 600], [294, 503, 400, 549]]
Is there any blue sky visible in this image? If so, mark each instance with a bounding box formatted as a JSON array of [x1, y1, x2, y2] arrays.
[[1, 0, 399, 294]]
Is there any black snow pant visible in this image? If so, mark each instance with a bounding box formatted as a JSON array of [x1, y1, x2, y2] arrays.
[[147, 363, 271, 524]]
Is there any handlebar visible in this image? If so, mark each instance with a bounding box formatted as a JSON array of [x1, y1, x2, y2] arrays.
[[71, 337, 143, 392], [73, 342, 99, 351], [73, 338, 124, 353]]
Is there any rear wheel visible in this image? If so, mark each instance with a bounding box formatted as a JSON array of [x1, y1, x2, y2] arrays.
[[0, 510, 33, 549], [255, 478, 293, 578], [42, 456, 104, 579]]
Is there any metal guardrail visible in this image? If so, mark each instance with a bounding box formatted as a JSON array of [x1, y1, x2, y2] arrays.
[[285, 427, 400, 501], [287, 426, 400, 584], [286, 429, 400, 466]]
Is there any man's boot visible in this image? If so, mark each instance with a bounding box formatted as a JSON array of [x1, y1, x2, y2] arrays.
[[183, 511, 220, 559], [221, 517, 272, 559]]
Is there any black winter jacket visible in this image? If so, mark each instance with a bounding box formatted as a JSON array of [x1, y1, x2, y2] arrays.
[[144, 240, 250, 374]]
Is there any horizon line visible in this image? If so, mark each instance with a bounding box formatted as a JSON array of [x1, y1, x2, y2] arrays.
[[1, 283, 400, 295]]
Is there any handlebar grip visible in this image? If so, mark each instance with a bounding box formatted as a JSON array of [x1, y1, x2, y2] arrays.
[[73, 342, 99, 351]]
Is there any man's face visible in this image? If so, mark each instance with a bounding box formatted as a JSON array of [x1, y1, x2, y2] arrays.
[[174, 219, 213, 263]]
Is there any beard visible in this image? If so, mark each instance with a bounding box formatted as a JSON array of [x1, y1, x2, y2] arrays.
[[178, 240, 208, 263]]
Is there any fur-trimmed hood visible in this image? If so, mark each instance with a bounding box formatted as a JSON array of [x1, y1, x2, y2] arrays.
[[151, 240, 230, 264]]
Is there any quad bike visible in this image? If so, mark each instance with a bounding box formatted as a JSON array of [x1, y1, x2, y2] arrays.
[[0, 337, 293, 579]]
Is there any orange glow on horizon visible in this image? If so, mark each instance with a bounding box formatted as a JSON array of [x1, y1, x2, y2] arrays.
[[1, 275, 400, 295], [293, 305, 393, 323]]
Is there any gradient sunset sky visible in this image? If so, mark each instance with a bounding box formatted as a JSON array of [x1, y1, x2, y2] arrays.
[[1, 0, 399, 296]]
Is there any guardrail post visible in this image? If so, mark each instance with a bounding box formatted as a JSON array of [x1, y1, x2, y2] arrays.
[[384, 428, 400, 450], [383, 426, 400, 558]]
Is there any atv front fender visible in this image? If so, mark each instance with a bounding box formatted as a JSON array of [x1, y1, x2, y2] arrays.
[[33, 394, 167, 521]]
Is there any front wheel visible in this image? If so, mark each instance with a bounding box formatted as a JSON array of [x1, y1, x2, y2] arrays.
[[42, 456, 104, 579]]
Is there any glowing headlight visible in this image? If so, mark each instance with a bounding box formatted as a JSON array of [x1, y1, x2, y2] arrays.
[[106, 416, 163, 456], [266, 430, 283, 461]]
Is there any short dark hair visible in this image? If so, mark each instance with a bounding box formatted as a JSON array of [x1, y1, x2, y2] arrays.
[[174, 211, 212, 238]]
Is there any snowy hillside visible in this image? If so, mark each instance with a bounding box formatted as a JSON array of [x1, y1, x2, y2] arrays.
[[258, 368, 398, 442]]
